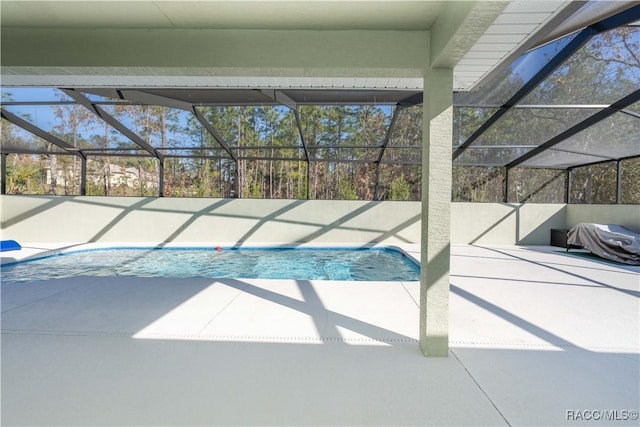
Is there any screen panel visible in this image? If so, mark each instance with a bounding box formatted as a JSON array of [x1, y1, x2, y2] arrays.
[[507, 167, 566, 203], [454, 32, 579, 106], [519, 149, 609, 169], [1, 87, 73, 103], [453, 107, 499, 147], [376, 164, 421, 201], [1, 119, 70, 153], [546, 111, 640, 161], [389, 105, 422, 148], [569, 162, 617, 203], [86, 156, 159, 196], [621, 157, 640, 204], [452, 166, 505, 202], [472, 108, 601, 147], [521, 27, 640, 106], [454, 146, 524, 167]]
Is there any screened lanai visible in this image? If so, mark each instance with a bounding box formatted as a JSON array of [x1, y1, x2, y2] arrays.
[[2, 3, 639, 204], [453, 4, 640, 204], [2, 0, 640, 366]]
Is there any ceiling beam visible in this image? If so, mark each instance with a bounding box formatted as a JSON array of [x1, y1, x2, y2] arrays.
[[1, 29, 428, 78], [191, 107, 238, 162], [117, 89, 242, 162], [259, 90, 297, 110], [118, 90, 192, 111], [259, 89, 310, 163], [375, 106, 403, 164], [397, 92, 423, 107], [376, 91, 423, 163], [1, 108, 85, 159], [61, 89, 163, 160]]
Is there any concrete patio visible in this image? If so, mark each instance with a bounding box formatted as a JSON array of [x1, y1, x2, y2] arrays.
[[1, 244, 639, 426]]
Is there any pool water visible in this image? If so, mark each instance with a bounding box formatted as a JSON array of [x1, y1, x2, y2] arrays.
[[1, 247, 421, 284]]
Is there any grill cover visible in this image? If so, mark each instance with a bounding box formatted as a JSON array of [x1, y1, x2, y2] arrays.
[[567, 223, 640, 266]]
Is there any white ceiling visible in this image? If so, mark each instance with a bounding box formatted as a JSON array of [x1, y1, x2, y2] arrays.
[[0, 0, 582, 91], [0, 1, 447, 30], [454, 0, 576, 91]]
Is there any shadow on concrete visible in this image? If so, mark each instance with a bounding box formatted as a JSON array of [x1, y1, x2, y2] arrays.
[[477, 246, 640, 298], [1, 275, 415, 344], [0, 336, 496, 426], [451, 284, 584, 351], [2, 335, 637, 426], [2, 247, 638, 426], [451, 273, 604, 289]]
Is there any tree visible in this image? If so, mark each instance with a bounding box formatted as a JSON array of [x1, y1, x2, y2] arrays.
[[389, 175, 411, 201], [6, 156, 45, 194]]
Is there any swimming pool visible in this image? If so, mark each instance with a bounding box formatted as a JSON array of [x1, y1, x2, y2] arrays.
[[0, 247, 420, 284]]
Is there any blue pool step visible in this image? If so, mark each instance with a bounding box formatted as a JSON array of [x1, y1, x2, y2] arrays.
[[0, 240, 22, 252]]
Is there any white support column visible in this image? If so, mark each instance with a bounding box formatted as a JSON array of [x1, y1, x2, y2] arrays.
[[420, 67, 453, 357]]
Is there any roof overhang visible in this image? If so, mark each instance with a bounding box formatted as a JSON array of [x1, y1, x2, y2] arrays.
[[0, 0, 571, 92], [2, 1, 633, 93]]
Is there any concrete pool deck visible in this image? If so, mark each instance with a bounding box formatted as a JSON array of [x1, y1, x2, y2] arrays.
[[1, 244, 639, 426]]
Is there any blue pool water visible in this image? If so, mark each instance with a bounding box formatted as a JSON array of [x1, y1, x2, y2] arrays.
[[0, 247, 420, 284]]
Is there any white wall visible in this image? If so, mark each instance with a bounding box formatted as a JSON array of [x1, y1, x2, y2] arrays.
[[0, 196, 422, 245], [451, 203, 567, 245], [1, 195, 593, 246], [567, 204, 640, 233]]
